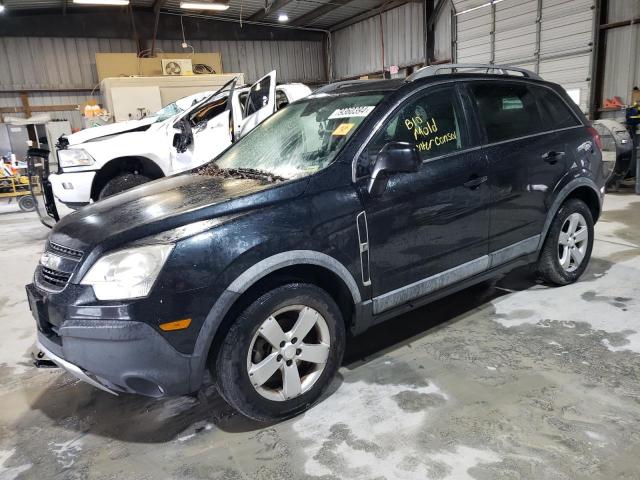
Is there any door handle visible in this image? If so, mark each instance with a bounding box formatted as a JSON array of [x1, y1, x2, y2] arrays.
[[463, 175, 488, 189], [541, 151, 565, 164]]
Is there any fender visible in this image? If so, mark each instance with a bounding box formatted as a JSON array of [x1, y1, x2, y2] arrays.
[[537, 176, 603, 251], [187, 250, 362, 391]]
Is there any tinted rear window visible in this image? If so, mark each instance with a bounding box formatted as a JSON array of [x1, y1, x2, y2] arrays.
[[532, 86, 581, 130], [470, 83, 543, 143]]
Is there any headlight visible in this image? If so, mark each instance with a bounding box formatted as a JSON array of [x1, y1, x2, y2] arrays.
[[81, 244, 174, 300], [58, 149, 95, 168]]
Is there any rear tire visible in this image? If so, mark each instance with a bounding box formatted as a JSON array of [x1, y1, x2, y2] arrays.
[[98, 173, 151, 200], [537, 198, 594, 285], [18, 195, 36, 212], [215, 283, 345, 422]]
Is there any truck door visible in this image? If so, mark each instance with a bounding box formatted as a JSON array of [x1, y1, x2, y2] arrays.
[[235, 71, 277, 139], [171, 80, 237, 171]]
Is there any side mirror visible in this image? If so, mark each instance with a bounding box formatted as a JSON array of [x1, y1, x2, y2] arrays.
[[367, 142, 421, 196]]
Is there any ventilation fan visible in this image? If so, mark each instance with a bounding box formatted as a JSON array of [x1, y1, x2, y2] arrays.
[[161, 59, 193, 76]]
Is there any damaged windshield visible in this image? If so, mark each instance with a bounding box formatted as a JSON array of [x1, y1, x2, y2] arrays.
[[154, 78, 237, 123], [212, 93, 384, 179], [154, 93, 209, 122]]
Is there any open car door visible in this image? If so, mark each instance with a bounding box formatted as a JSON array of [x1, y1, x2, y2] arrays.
[[235, 71, 277, 139], [171, 78, 237, 171]]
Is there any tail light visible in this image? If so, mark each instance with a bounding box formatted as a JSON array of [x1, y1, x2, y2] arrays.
[[587, 126, 603, 151]]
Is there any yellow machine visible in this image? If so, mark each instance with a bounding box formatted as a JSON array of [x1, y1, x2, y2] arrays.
[[0, 162, 40, 212]]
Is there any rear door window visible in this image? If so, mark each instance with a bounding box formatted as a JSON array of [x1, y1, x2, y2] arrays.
[[531, 86, 581, 130], [470, 82, 543, 143]]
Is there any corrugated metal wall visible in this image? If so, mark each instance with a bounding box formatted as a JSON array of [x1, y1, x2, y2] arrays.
[[0, 36, 327, 129], [602, 0, 640, 106], [453, 0, 595, 113], [433, 0, 453, 61], [331, 2, 425, 80], [454, 0, 492, 63]]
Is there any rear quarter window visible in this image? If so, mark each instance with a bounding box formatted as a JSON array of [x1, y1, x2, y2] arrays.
[[531, 86, 581, 130]]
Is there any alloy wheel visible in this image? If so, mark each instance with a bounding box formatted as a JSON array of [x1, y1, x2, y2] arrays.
[[558, 212, 589, 273], [247, 305, 331, 402]]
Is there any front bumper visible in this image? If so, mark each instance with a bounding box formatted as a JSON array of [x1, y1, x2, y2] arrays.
[[27, 283, 194, 397], [37, 336, 119, 396], [49, 171, 95, 205]]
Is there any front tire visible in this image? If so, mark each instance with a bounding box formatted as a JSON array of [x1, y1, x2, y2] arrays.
[[98, 173, 151, 200], [537, 198, 594, 285], [215, 283, 345, 422]]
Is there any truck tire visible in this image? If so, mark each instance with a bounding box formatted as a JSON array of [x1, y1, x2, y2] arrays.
[[215, 283, 345, 422], [537, 198, 594, 286], [98, 173, 151, 200]]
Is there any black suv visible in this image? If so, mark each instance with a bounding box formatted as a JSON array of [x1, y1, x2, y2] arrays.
[[26, 64, 605, 421]]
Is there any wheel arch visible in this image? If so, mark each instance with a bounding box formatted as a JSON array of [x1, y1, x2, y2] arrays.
[[90, 156, 165, 201], [538, 178, 602, 251], [564, 185, 601, 222], [189, 251, 362, 390]]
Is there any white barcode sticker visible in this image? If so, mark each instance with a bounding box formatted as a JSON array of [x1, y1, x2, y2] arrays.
[[328, 106, 375, 119]]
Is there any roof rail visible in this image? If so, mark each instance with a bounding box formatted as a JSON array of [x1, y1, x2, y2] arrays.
[[406, 63, 542, 82]]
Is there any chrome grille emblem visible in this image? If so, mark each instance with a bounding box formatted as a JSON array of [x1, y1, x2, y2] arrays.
[[40, 251, 64, 271]]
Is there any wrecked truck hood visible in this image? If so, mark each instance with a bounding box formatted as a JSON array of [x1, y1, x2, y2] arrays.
[[64, 117, 158, 146], [49, 172, 308, 256]]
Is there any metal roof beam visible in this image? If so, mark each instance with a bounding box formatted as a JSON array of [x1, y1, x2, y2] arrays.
[[0, 10, 326, 41], [292, 0, 355, 27], [249, 0, 295, 21], [328, 0, 410, 31]]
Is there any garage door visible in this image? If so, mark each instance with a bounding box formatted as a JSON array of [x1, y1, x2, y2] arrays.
[[453, 0, 595, 113]]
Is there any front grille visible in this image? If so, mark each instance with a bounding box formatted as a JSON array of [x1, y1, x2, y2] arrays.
[[35, 242, 83, 292], [41, 267, 72, 287], [48, 242, 83, 260]]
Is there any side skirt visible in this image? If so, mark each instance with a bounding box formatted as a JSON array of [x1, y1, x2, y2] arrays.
[[351, 254, 537, 336]]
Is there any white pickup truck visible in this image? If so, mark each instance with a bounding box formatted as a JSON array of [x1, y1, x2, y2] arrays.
[[51, 72, 311, 207]]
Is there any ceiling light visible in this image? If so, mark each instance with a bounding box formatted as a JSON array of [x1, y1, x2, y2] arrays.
[[180, 1, 230, 10], [0, 2, 5, 13], [72, 0, 130, 5], [278, 13, 289, 22]]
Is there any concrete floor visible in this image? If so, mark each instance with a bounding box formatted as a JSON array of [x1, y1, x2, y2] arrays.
[[1, 194, 639, 480]]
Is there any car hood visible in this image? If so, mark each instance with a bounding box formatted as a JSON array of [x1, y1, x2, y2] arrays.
[[65, 117, 158, 146], [49, 172, 308, 255]]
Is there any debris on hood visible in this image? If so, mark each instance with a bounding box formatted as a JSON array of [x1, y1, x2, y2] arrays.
[[194, 164, 286, 183]]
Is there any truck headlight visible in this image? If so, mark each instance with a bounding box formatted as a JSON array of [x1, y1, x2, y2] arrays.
[[58, 149, 95, 168], [81, 244, 174, 300]]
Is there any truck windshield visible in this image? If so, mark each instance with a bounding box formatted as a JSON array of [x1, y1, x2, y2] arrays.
[[154, 92, 213, 122], [213, 93, 384, 179]]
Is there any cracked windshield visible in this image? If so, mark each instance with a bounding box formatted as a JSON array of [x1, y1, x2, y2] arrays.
[[213, 93, 384, 179]]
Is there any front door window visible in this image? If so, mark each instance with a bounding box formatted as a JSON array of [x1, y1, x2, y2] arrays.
[[357, 86, 467, 177]]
